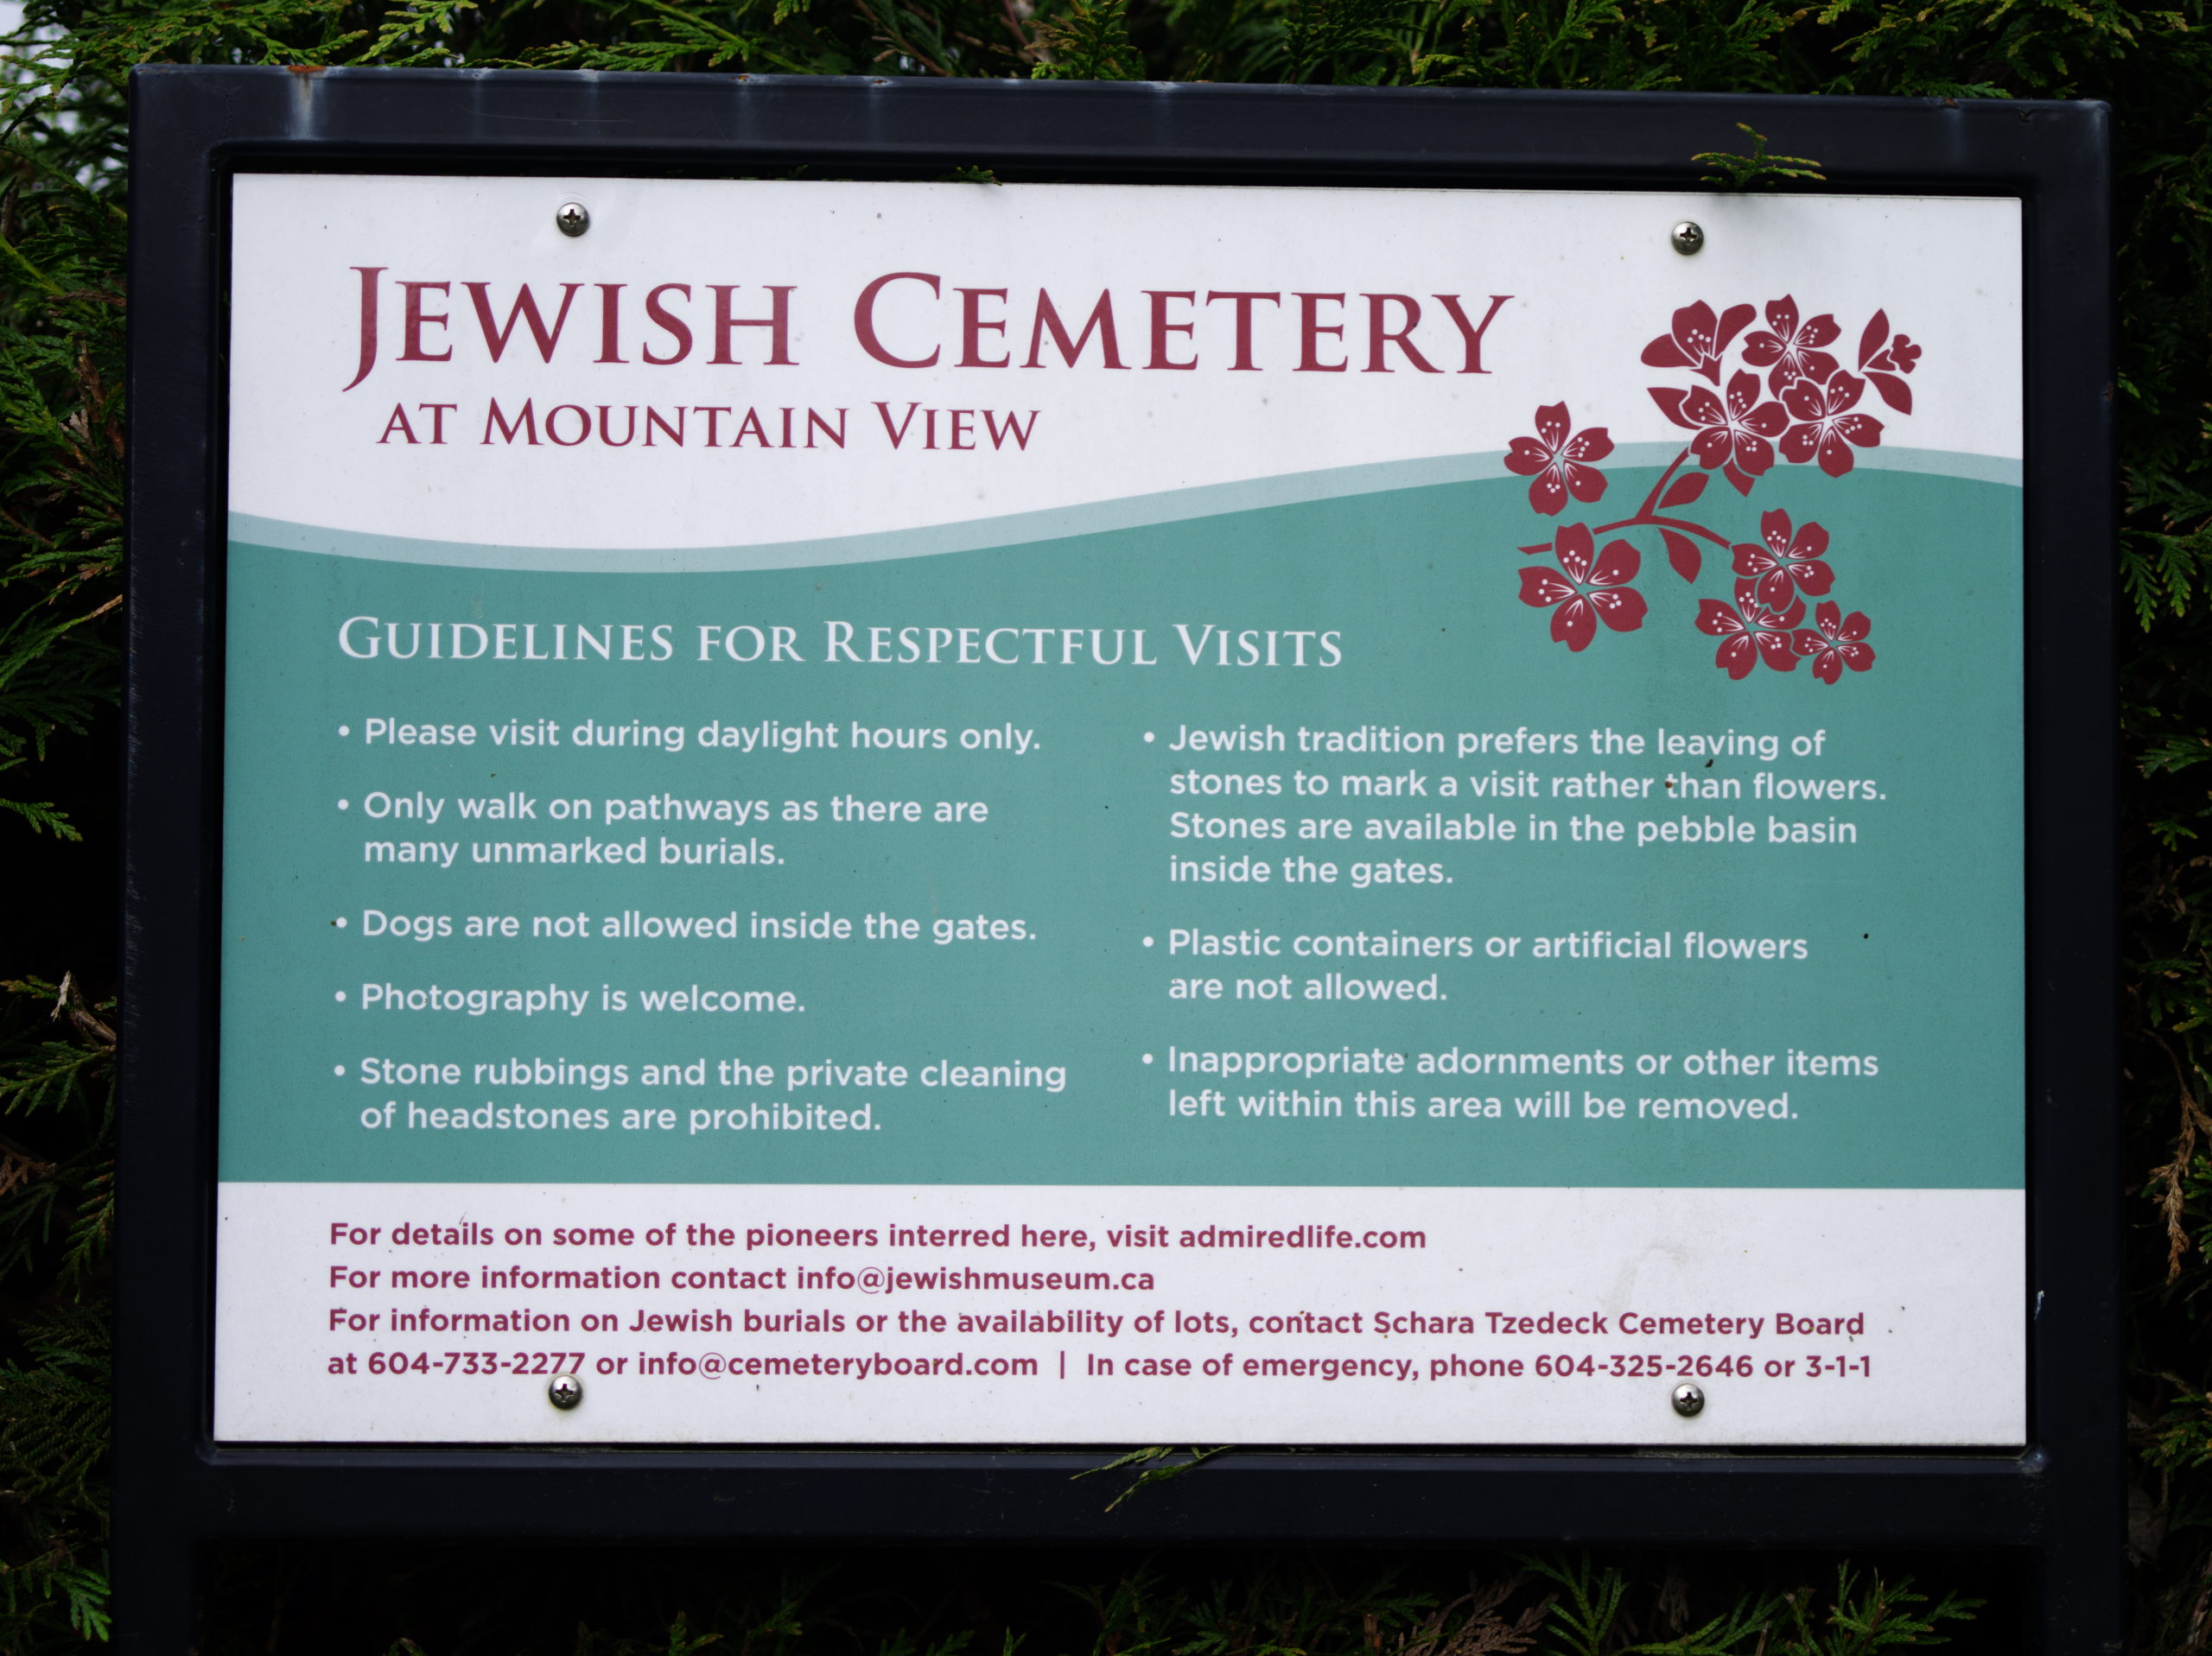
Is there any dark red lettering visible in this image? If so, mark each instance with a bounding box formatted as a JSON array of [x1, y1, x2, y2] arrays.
[[1205, 290, 1279, 371], [853, 273, 940, 368], [400, 281, 452, 362], [1295, 293, 1345, 372], [1147, 289, 1197, 370]]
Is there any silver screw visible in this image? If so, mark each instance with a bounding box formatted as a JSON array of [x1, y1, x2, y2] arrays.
[[548, 1373, 584, 1410], [1670, 220, 1705, 257], [555, 201, 590, 238], [1671, 1381, 1705, 1417]]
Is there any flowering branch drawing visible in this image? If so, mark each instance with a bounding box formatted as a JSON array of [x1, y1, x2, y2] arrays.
[[1501, 296, 1918, 681]]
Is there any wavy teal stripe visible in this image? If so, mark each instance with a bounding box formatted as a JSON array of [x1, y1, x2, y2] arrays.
[[229, 445, 2022, 574]]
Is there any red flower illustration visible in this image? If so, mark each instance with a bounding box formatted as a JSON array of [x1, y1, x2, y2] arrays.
[[1649, 371, 1788, 495], [1731, 510, 1834, 610], [1497, 295, 1912, 682], [1517, 523, 1648, 652], [1856, 310, 1922, 414], [1695, 580, 1805, 678], [1794, 602, 1875, 683], [1780, 371, 1883, 477], [1741, 296, 1841, 397], [1639, 301, 1758, 384], [1503, 403, 1614, 516]]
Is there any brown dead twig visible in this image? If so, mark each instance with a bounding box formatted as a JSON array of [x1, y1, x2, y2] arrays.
[[48, 974, 111, 1050], [0, 1139, 56, 1200], [2148, 1029, 2212, 1281], [1398, 1576, 1552, 1656]]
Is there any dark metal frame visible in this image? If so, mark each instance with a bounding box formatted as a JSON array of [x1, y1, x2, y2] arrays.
[[119, 69, 2120, 1653]]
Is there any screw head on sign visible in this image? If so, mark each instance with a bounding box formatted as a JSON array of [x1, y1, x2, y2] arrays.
[[556, 201, 590, 238], [1670, 220, 1705, 256], [1671, 1381, 1706, 1417], [548, 1374, 584, 1411]]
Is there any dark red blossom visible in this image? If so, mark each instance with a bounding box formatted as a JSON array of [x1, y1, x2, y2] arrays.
[[1505, 298, 1916, 675], [1639, 301, 1757, 384], [1732, 510, 1834, 609], [1517, 523, 1647, 652], [1855, 310, 1922, 413], [1503, 403, 1614, 516], [1793, 602, 1875, 683], [1650, 371, 1788, 495], [1780, 371, 1883, 478], [1742, 296, 1841, 397], [1695, 580, 1805, 678]]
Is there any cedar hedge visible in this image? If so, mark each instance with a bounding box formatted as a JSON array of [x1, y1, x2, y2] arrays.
[[0, 0, 2198, 1644]]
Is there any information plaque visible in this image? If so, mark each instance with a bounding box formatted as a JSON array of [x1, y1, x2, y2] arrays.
[[119, 69, 2118, 1652], [218, 173, 2026, 1449]]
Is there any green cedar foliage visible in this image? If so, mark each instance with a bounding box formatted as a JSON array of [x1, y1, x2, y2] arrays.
[[286, 1552, 1990, 1655], [1033, 0, 1146, 79], [0, 0, 2208, 1638], [1693, 125, 1826, 190]]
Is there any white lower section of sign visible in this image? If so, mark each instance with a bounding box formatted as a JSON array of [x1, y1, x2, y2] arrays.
[[214, 1183, 2023, 1446]]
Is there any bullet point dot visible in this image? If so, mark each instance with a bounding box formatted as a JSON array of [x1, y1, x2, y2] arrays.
[[338, 725, 351, 737], [334, 990, 346, 1001], [334, 917, 347, 928], [334, 1064, 346, 1076], [337, 799, 350, 810], [1141, 1053, 1154, 1065], [1142, 936, 1154, 948], [1143, 732, 1155, 743]]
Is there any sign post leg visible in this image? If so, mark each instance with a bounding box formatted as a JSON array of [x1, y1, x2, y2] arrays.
[[2039, 1532, 2126, 1653], [116, 1533, 196, 1656]]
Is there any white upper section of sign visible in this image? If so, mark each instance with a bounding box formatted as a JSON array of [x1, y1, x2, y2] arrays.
[[229, 174, 2022, 552]]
